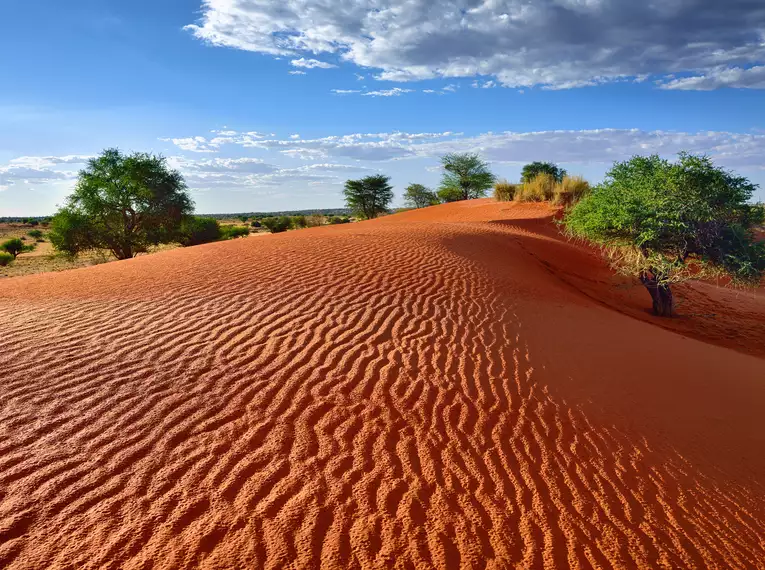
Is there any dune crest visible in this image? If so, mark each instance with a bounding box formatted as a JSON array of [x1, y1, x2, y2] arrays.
[[1, 199, 764, 569]]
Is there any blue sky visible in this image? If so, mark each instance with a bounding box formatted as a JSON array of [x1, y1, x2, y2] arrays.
[[2, 0, 765, 215]]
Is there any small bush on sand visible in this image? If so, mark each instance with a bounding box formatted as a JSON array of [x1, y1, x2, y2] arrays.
[[292, 215, 308, 229], [28, 229, 44, 239], [305, 215, 325, 227], [179, 216, 222, 246], [329, 216, 351, 225], [493, 180, 518, 202], [262, 216, 292, 233], [553, 176, 591, 206], [517, 173, 556, 202], [251, 220, 262, 228], [221, 225, 251, 239], [0, 252, 14, 266]]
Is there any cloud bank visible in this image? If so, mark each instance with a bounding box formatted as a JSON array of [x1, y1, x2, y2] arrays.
[[186, 0, 765, 90]]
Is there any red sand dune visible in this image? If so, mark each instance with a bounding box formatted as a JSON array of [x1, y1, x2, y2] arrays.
[[1, 199, 764, 569]]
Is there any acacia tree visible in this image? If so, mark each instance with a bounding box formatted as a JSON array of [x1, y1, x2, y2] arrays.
[[437, 153, 495, 202], [343, 174, 394, 219], [565, 153, 765, 316], [50, 149, 193, 259], [404, 183, 439, 209], [521, 161, 567, 184]]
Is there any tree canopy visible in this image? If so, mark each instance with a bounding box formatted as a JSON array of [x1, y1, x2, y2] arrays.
[[565, 153, 765, 316], [49, 149, 193, 260], [343, 175, 394, 219], [521, 162, 567, 184], [403, 184, 439, 209], [438, 153, 495, 202]]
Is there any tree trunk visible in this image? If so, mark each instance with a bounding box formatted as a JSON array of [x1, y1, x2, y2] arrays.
[[639, 272, 674, 317]]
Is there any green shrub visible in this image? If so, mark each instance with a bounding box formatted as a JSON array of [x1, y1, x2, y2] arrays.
[[493, 180, 518, 202], [28, 229, 44, 239], [262, 216, 292, 233], [1, 238, 25, 258], [179, 216, 222, 246], [0, 252, 14, 266], [328, 216, 351, 225], [305, 215, 325, 227], [292, 215, 308, 229], [553, 176, 591, 206], [565, 153, 765, 316], [221, 225, 251, 239], [251, 220, 262, 228], [517, 173, 556, 202]]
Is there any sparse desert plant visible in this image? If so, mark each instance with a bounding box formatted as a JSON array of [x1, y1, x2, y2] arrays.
[[251, 220, 262, 228], [517, 173, 556, 202], [493, 180, 518, 202], [0, 252, 14, 266], [521, 161, 567, 184], [438, 153, 496, 202], [262, 216, 292, 233], [49, 149, 193, 259], [178, 216, 222, 246], [553, 176, 591, 206], [220, 225, 251, 239], [28, 229, 44, 239], [344, 175, 394, 219], [565, 153, 765, 317], [404, 183, 439, 208]]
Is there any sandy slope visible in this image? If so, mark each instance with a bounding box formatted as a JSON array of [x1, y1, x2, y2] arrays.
[[1, 199, 764, 569]]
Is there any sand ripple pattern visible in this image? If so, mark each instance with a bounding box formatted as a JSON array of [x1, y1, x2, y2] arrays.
[[1, 201, 764, 569]]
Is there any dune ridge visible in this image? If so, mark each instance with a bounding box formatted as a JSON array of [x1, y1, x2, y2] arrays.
[[1, 200, 764, 569]]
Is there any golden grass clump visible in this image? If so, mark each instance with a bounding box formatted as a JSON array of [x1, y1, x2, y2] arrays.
[[493, 180, 518, 202], [553, 175, 591, 206], [517, 173, 556, 202]]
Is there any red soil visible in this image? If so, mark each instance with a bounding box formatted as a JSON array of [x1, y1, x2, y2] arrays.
[[1, 199, 764, 569]]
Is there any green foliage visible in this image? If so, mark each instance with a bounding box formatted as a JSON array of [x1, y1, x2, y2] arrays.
[[328, 216, 351, 225], [292, 215, 308, 229], [403, 183, 439, 209], [179, 216, 222, 246], [27, 229, 44, 239], [1, 238, 25, 258], [239, 215, 249, 223], [0, 252, 13, 267], [553, 176, 591, 206], [521, 162, 567, 184], [251, 220, 262, 228], [220, 225, 251, 239], [438, 153, 496, 201], [565, 153, 765, 288], [517, 173, 556, 202], [343, 175, 394, 219], [262, 216, 293, 233], [493, 180, 518, 202], [48, 149, 194, 259]]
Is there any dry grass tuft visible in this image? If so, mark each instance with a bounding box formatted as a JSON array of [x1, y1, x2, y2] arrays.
[[493, 180, 518, 202], [553, 175, 591, 206], [517, 173, 556, 202]]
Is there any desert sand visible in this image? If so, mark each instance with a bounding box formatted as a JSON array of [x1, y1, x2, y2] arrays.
[[1, 199, 764, 569]]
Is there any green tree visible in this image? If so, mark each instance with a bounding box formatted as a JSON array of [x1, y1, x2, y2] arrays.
[[521, 162, 567, 184], [262, 216, 293, 233], [343, 174, 394, 219], [437, 153, 495, 202], [403, 183, 439, 209], [565, 153, 765, 316], [49, 149, 193, 259]]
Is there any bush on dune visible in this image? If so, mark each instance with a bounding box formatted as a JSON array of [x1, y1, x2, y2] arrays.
[[262, 216, 293, 233], [220, 225, 251, 239], [493, 180, 518, 202], [28, 229, 44, 239], [553, 176, 591, 206], [178, 216, 221, 246], [517, 173, 556, 202], [565, 153, 765, 317], [1, 238, 28, 258], [438, 153, 496, 202]]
